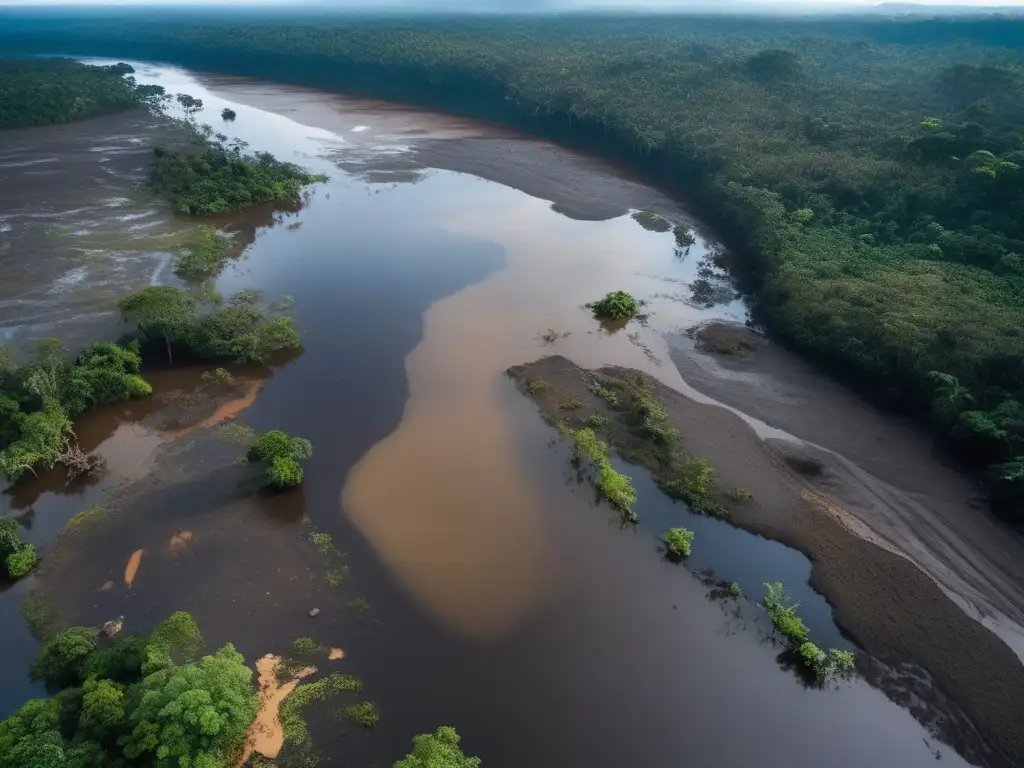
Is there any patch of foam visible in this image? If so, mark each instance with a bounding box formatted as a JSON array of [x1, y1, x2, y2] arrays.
[[52, 266, 89, 291], [351, 125, 370, 133]]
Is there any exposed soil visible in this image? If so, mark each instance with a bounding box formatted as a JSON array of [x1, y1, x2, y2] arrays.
[[236, 654, 317, 768], [509, 355, 1024, 764], [671, 323, 1024, 659]]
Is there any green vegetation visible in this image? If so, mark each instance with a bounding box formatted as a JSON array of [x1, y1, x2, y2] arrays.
[[12, 16, 1021, 519], [729, 582, 742, 598], [347, 597, 371, 612], [21, 593, 58, 640], [245, 429, 313, 489], [200, 367, 235, 386], [762, 583, 855, 683], [586, 291, 640, 321], [728, 487, 753, 502], [673, 224, 696, 249], [0, 340, 151, 482], [589, 383, 620, 406], [560, 426, 638, 522], [524, 378, 550, 397], [2, 612, 258, 768], [394, 727, 481, 768], [325, 568, 349, 587], [278, 673, 362, 762], [308, 531, 339, 557], [0, 58, 158, 129], [292, 637, 324, 656], [663, 527, 694, 559], [118, 286, 301, 365], [558, 396, 583, 410], [660, 457, 725, 516], [221, 107, 236, 121], [0, 519, 38, 581], [60, 505, 108, 538], [150, 122, 327, 215], [176, 225, 234, 280], [342, 701, 380, 728], [631, 211, 671, 232], [584, 413, 608, 429]]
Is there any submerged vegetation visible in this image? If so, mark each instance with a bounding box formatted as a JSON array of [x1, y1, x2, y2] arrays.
[[763, 583, 856, 683], [560, 425, 638, 522], [245, 429, 313, 489], [10, 16, 1021, 519], [175, 225, 234, 280], [1, 611, 259, 768], [586, 291, 640, 321]]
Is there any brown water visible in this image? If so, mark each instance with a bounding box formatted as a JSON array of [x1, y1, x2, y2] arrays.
[[0, 61, 1004, 767]]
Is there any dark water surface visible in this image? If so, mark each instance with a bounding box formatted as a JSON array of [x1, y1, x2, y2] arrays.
[[0, 62, 986, 767]]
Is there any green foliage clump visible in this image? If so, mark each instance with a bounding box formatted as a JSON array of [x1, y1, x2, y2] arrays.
[[342, 701, 380, 728], [659, 457, 724, 516], [5, 545, 38, 580], [118, 287, 301, 365], [150, 127, 327, 215], [176, 225, 234, 280], [560, 426, 638, 522], [279, 673, 363, 752], [0, 519, 38, 581], [201, 367, 235, 386], [558, 396, 583, 410], [4, 611, 258, 768], [292, 637, 323, 656], [60, 505, 107, 538], [589, 383, 620, 405], [29, 626, 100, 688], [763, 583, 855, 683], [584, 413, 608, 429], [673, 224, 696, 248], [524, 378, 550, 397], [586, 291, 640, 320], [663, 527, 694, 559], [393, 726, 481, 768], [246, 429, 313, 490], [309, 532, 339, 557], [729, 582, 742, 597]]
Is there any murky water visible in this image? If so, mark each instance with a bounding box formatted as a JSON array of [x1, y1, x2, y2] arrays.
[[0, 61, 996, 767]]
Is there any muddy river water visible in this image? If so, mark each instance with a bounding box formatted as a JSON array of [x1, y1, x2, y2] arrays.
[[2, 60, 1023, 768]]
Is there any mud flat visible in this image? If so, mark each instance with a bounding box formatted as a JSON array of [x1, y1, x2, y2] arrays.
[[508, 354, 1024, 763]]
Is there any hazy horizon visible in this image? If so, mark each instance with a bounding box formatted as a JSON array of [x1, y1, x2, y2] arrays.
[[1, 0, 1023, 8]]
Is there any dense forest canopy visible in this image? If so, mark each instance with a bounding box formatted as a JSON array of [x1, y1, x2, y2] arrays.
[[0, 12, 1022, 519], [0, 58, 152, 129]]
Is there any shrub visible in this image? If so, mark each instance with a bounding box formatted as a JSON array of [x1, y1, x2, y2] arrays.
[[343, 701, 380, 727], [663, 527, 694, 559], [584, 413, 608, 429], [176, 225, 233, 280], [587, 291, 640, 320], [245, 429, 312, 490], [525, 378, 550, 397], [393, 726, 481, 768], [762, 582, 809, 646], [5, 545, 38, 579], [292, 637, 322, 656], [560, 426, 638, 521], [590, 383, 620, 405], [660, 457, 723, 515], [559, 396, 583, 410], [631, 211, 672, 232]]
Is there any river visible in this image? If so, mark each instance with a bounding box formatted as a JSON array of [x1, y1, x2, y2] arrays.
[[0, 60, 1018, 768]]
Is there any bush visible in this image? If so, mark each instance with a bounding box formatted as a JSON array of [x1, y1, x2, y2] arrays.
[[5, 545, 38, 579], [393, 727, 481, 768], [343, 701, 380, 727], [663, 527, 694, 559], [586, 291, 640, 320], [762, 582, 809, 645], [245, 429, 312, 490]]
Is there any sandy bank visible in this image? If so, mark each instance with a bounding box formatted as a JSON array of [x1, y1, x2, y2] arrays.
[[509, 354, 1024, 764]]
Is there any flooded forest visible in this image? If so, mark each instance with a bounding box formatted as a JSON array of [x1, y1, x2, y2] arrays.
[[1, 10, 1023, 768]]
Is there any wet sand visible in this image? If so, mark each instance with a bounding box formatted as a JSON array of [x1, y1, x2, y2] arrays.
[[510, 354, 1024, 763], [671, 324, 1024, 658]]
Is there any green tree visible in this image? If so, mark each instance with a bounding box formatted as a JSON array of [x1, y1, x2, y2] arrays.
[[122, 644, 257, 768], [30, 627, 100, 689], [245, 429, 313, 490], [393, 727, 481, 768], [78, 678, 125, 740], [117, 287, 199, 364]]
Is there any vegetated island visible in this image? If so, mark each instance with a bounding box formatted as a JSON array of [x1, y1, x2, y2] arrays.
[[508, 354, 1024, 761], [0, 610, 481, 768], [3, 15, 1019, 520]]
